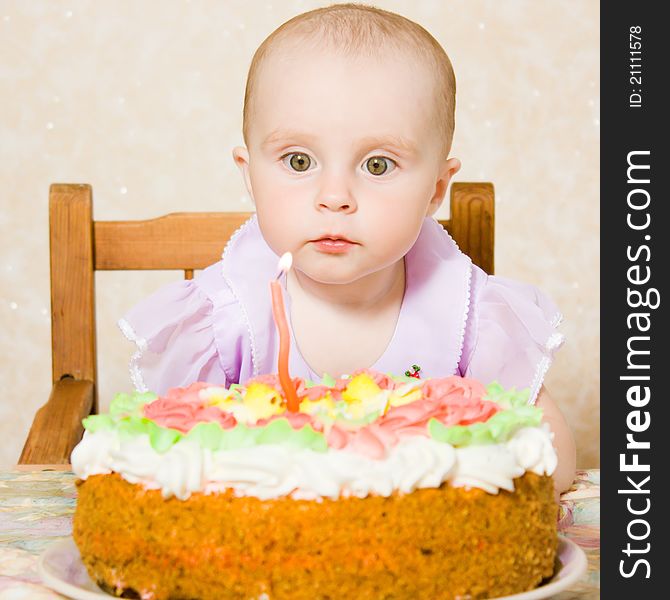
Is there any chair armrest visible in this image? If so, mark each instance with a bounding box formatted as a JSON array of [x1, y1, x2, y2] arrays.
[[19, 379, 95, 465]]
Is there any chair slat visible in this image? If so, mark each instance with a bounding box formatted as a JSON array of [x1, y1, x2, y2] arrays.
[[19, 379, 94, 464], [94, 212, 254, 271], [49, 184, 98, 397], [93, 197, 494, 274], [448, 182, 495, 275]]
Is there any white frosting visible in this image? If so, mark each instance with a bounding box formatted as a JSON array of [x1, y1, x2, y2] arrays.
[[71, 423, 557, 501]]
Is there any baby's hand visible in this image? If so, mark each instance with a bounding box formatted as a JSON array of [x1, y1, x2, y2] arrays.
[[535, 387, 577, 496]]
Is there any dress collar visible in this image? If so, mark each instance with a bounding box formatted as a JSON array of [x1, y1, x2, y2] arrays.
[[371, 217, 473, 378], [220, 214, 472, 380]]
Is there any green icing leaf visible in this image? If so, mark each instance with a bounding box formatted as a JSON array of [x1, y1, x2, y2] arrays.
[[185, 422, 225, 451], [429, 421, 494, 446], [468, 422, 497, 445], [116, 416, 152, 439], [292, 426, 329, 452], [82, 414, 115, 433], [484, 382, 530, 409], [228, 384, 244, 400], [110, 416, 182, 453], [147, 422, 182, 453], [489, 406, 542, 436], [96, 411, 329, 454], [303, 373, 337, 389], [321, 373, 337, 387], [246, 419, 327, 452], [219, 424, 259, 450], [394, 373, 422, 383], [428, 421, 465, 444], [428, 404, 543, 447], [137, 391, 159, 404], [336, 409, 381, 427], [256, 418, 293, 443], [110, 391, 157, 417]]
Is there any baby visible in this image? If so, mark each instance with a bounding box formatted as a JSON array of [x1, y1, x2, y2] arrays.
[[120, 4, 576, 494]]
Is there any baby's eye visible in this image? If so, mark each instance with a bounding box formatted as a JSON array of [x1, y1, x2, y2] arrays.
[[364, 156, 396, 176], [282, 152, 313, 172]]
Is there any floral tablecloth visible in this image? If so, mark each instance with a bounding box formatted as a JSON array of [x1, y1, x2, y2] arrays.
[[0, 467, 600, 599]]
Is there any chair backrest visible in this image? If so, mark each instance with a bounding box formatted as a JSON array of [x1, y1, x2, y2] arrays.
[[48, 181, 494, 404], [20, 182, 493, 464]]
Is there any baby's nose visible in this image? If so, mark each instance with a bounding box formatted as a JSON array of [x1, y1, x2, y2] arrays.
[[317, 196, 355, 212], [316, 181, 357, 213]]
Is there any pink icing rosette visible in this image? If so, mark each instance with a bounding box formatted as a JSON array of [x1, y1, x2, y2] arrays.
[[413, 376, 500, 426], [139, 373, 503, 458], [143, 382, 237, 433], [324, 376, 502, 459], [349, 368, 404, 391], [255, 411, 315, 430]]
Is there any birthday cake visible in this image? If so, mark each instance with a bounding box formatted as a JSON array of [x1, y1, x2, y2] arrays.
[[71, 369, 559, 600]]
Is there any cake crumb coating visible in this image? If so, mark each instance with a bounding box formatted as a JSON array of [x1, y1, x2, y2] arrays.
[[74, 473, 557, 600]]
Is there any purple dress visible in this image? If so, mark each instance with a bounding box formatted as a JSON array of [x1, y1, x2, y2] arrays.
[[119, 215, 564, 405]]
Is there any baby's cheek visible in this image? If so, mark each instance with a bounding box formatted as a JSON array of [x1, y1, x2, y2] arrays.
[[258, 212, 306, 257], [373, 218, 423, 258]]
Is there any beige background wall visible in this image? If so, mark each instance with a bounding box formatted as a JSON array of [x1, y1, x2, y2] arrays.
[[0, 1, 599, 468]]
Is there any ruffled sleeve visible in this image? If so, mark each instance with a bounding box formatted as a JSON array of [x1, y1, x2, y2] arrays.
[[459, 272, 565, 405], [118, 279, 229, 395]]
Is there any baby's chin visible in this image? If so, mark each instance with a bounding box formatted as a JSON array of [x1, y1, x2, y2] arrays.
[[294, 260, 374, 286]]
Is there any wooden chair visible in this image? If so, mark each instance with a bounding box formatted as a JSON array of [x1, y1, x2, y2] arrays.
[[19, 182, 494, 465]]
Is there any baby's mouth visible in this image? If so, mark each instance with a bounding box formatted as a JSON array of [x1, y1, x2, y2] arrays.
[[312, 235, 356, 244], [310, 236, 358, 253]]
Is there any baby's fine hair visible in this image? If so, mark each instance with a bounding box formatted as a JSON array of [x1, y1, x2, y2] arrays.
[[242, 3, 456, 158]]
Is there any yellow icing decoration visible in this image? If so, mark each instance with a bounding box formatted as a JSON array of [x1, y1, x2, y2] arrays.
[[350, 393, 384, 419], [243, 383, 285, 420], [200, 387, 237, 409], [389, 386, 422, 408], [341, 374, 382, 404], [299, 394, 336, 418], [339, 375, 392, 419]]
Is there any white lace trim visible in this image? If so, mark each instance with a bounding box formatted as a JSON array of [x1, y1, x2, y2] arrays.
[[453, 262, 473, 374], [436, 222, 474, 375], [529, 355, 551, 406], [437, 216, 463, 254], [528, 317, 565, 406], [221, 213, 257, 262], [546, 332, 565, 353], [117, 317, 149, 393], [550, 311, 564, 329], [220, 213, 260, 378]]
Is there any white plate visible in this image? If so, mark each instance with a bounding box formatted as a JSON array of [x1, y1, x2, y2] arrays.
[[494, 536, 588, 600], [38, 538, 108, 599], [39, 535, 588, 600]]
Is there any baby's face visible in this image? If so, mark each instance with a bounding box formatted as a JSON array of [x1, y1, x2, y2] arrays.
[[234, 45, 459, 285]]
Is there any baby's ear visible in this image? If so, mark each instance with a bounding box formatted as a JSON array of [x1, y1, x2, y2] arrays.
[[232, 146, 255, 205], [427, 157, 461, 217]]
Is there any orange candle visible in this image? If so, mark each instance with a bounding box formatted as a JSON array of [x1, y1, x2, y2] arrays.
[[270, 252, 300, 412]]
